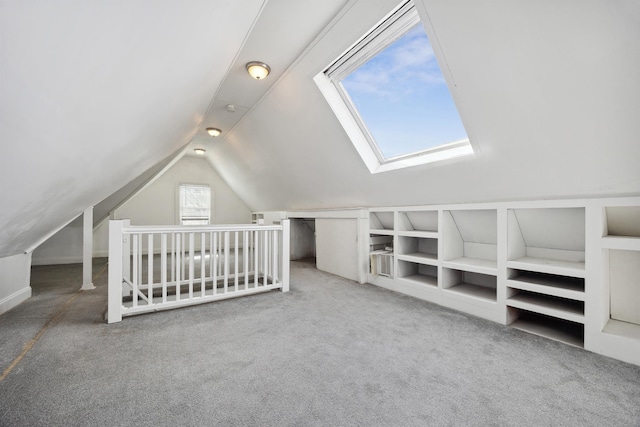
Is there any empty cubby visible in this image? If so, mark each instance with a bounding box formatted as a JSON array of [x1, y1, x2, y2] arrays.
[[397, 236, 437, 263], [442, 209, 497, 273], [507, 207, 585, 276], [605, 206, 640, 237], [442, 268, 497, 302], [508, 308, 584, 348], [608, 249, 640, 326], [370, 211, 394, 231], [398, 210, 438, 233], [397, 261, 437, 287]]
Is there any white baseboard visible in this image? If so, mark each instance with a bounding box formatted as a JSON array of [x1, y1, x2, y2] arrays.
[[31, 256, 82, 266], [0, 286, 32, 316]]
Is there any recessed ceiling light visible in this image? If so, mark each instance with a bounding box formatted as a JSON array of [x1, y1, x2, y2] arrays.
[[246, 61, 271, 80], [194, 148, 206, 155], [206, 128, 222, 137]]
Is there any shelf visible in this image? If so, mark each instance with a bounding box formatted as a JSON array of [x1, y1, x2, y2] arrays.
[[369, 229, 394, 236], [507, 257, 585, 278], [443, 258, 497, 275], [397, 253, 437, 266], [444, 282, 496, 302], [602, 236, 640, 251], [510, 311, 584, 348], [507, 270, 584, 301], [603, 319, 640, 341], [399, 274, 437, 288], [397, 230, 438, 239], [507, 291, 584, 323]]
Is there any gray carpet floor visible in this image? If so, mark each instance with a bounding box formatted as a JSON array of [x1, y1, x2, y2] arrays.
[[1, 258, 639, 426]]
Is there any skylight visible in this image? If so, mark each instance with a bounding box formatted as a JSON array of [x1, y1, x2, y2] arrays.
[[315, 0, 473, 173]]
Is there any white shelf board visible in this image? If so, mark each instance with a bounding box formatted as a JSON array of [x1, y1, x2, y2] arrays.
[[507, 257, 585, 278], [369, 229, 394, 236], [397, 253, 438, 266], [506, 279, 584, 302], [602, 236, 640, 251], [443, 283, 496, 302], [398, 274, 437, 288], [602, 319, 640, 341], [510, 318, 584, 348], [397, 230, 438, 239], [507, 294, 584, 323], [442, 258, 497, 275]]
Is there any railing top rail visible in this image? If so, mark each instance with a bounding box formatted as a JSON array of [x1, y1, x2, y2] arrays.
[[118, 223, 283, 234]]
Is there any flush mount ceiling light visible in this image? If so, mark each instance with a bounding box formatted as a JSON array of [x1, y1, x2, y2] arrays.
[[194, 148, 206, 155], [246, 61, 271, 80], [206, 127, 222, 137]]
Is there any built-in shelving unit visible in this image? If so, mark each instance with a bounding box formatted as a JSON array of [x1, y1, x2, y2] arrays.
[[362, 197, 640, 366], [506, 207, 586, 346], [443, 209, 497, 275]]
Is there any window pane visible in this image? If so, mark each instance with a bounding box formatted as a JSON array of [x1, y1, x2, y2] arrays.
[[179, 185, 210, 224], [341, 24, 467, 159]]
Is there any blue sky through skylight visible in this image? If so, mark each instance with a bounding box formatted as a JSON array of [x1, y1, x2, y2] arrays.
[[341, 24, 467, 159]]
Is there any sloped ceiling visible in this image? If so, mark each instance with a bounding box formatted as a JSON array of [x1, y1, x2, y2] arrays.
[[0, 0, 266, 257], [210, 0, 640, 211], [1, 0, 639, 258]]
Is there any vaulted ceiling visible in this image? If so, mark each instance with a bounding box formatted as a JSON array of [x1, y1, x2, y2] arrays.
[[1, 0, 639, 258]]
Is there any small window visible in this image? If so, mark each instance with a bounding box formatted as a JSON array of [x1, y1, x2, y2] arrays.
[[315, 0, 473, 173], [179, 184, 211, 225]]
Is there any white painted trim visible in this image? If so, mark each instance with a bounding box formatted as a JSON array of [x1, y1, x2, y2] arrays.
[[31, 256, 83, 266], [0, 286, 32, 316]]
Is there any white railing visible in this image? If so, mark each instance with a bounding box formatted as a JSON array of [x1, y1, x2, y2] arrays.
[[107, 220, 290, 323]]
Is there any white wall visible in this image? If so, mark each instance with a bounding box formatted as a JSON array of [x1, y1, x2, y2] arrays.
[[211, 0, 640, 212], [0, 253, 32, 315], [33, 156, 252, 265]]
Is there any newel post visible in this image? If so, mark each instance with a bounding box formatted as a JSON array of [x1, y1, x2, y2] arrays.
[[107, 220, 125, 323], [280, 219, 290, 292]]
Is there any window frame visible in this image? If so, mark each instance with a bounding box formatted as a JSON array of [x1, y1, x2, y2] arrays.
[[178, 183, 212, 225], [314, 0, 474, 174]]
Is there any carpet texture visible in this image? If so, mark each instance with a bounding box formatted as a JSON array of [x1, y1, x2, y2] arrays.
[[0, 259, 639, 426]]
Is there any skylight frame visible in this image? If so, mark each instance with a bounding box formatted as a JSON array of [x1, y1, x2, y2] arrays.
[[314, 0, 474, 174]]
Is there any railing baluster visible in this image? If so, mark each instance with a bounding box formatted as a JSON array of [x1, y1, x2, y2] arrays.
[[161, 233, 167, 304], [181, 233, 186, 284], [171, 232, 175, 283], [148, 233, 154, 304], [188, 232, 194, 300], [176, 233, 181, 301], [234, 231, 239, 292], [212, 232, 217, 295], [132, 234, 139, 308], [263, 230, 268, 286], [209, 231, 214, 284], [224, 231, 229, 293], [254, 230, 259, 288], [272, 229, 278, 284], [201, 232, 206, 297], [243, 230, 249, 289]]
